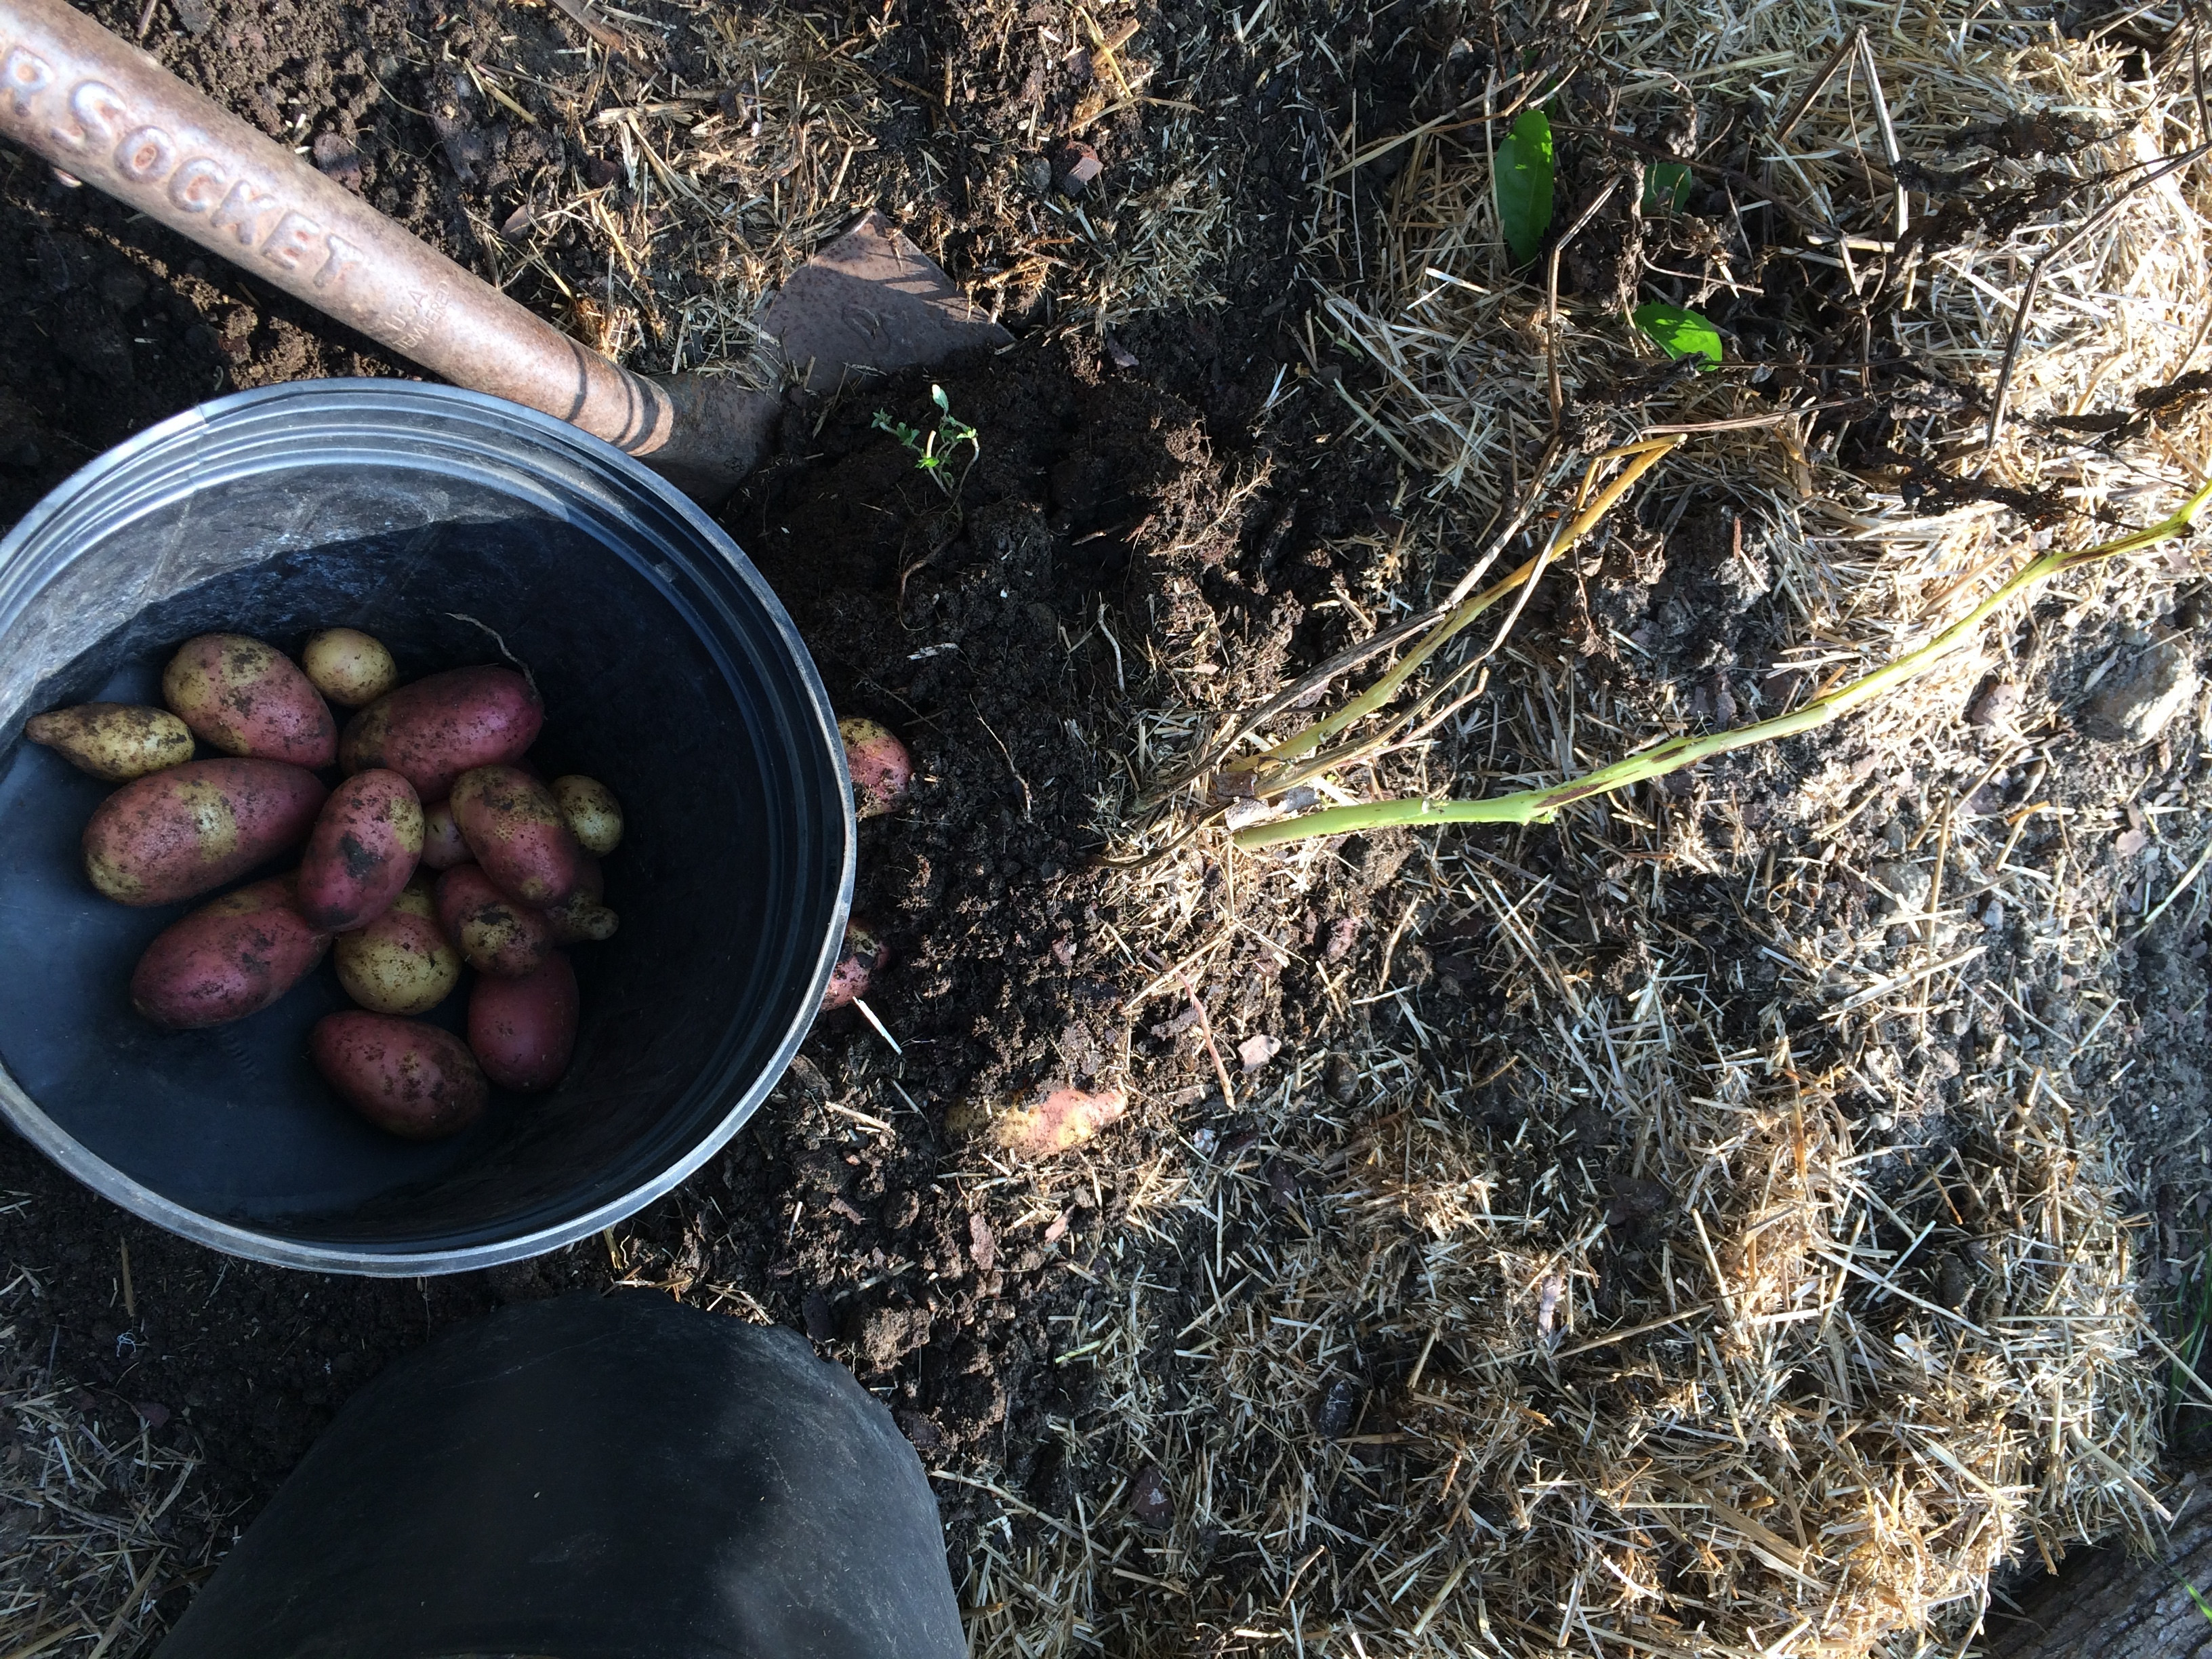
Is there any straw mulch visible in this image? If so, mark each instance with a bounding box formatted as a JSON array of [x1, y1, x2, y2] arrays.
[[0, 1249, 222, 1658], [937, 2, 2209, 1657]]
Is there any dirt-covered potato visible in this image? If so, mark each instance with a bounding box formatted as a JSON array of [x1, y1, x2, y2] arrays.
[[450, 764, 585, 906], [838, 717, 914, 819], [419, 800, 472, 870], [436, 864, 552, 978], [300, 628, 397, 708], [550, 775, 623, 856], [334, 878, 461, 1015], [129, 875, 331, 1030], [310, 1011, 488, 1139], [298, 769, 424, 930], [161, 634, 337, 768], [26, 703, 194, 781], [541, 855, 619, 943], [468, 951, 579, 1092], [83, 758, 327, 906], [341, 665, 544, 801], [821, 919, 888, 1010]]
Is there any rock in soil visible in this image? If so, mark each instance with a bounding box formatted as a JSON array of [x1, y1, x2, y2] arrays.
[[2080, 639, 2197, 743]]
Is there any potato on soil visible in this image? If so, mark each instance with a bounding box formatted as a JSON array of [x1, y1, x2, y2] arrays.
[[310, 1011, 488, 1140], [550, 775, 623, 856], [838, 717, 913, 819], [450, 764, 584, 906], [334, 877, 460, 1016], [945, 1084, 1126, 1160], [300, 628, 397, 708], [341, 665, 543, 801], [84, 758, 327, 906], [129, 875, 331, 1030], [298, 769, 424, 930], [436, 864, 551, 978], [161, 634, 337, 768], [419, 800, 471, 870], [821, 919, 888, 1010], [26, 703, 194, 781], [541, 855, 619, 943], [468, 951, 579, 1092]]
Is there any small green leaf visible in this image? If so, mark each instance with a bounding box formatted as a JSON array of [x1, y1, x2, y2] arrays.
[[1494, 109, 1555, 266], [1633, 302, 1723, 366], [1643, 162, 1692, 216]]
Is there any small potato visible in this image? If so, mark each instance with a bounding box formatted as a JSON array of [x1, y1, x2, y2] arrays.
[[450, 764, 585, 907], [300, 628, 398, 708], [541, 856, 619, 943], [84, 758, 327, 907], [838, 717, 913, 819], [335, 878, 462, 1015], [310, 1011, 488, 1139], [26, 703, 194, 781], [821, 918, 888, 1011], [468, 951, 579, 1092], [436, 864, 552, 979], [298, 769, 424, 931], [419, 800, 472, 870], [129, 875, 331, 1030], [162, 634, 337, 768], [550, 775, 623, 856], [341, 666, 544, 801]]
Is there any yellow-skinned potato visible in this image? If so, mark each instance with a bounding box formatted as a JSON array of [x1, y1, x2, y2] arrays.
[[301, 628, 398, 708], [335, 878, 462, 1015], [26, 703, 194, 781], [550, 775, 623, 856], [162, 633, 337, 767]]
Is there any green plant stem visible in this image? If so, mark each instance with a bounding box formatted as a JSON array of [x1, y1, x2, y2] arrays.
[[1225, 438, 1680, 779], [1235, 477, 2212, 853]]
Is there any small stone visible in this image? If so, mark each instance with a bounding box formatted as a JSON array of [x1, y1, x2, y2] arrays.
[[1966, 679, 2019, 731], [883, 1189, 920, 1232], [1323, 1052, 1358, 1102], [312, 133, 364, 193], [1054, 140, 1103, 197], [1021, 154, 1053, 196], [1237, 1033, 1281, 1071], [1981, 899, 2005, 930], [968, 1212, 997, 1273], [1128, 1464, 1173, 1529], [1870, 861, 1931, 914], [1315, 1377, 1361, 1438], [169, 0, 215, 34], [2081, 640, 2196, 744]]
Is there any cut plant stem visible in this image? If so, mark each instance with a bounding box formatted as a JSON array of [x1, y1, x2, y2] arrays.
[[1235, 476, 2212, 852], [1221, 436, 1680, 781]]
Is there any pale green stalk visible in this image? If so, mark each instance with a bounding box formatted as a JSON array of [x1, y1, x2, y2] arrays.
[[1235, 478, 2212, 853]]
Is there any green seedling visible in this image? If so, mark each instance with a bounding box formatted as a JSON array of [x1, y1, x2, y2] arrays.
[[2169, 1244, 2212, 1424], [1642, 161, 1692, 216], [2188, 1579, 2212, 1625], [872, 384, 981, 499], [1635, 301, 1723, 365], [1232, 472, 2212, 852], [1494, 108, 1555, 266]]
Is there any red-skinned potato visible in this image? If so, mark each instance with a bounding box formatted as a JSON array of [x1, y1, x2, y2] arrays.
[[449, 764, 585, 906], [26, 703, 194, 781], [468, 951, 579, 1092], [341, 666, 544, 801], [436, 864, 552, 978], [541, 855, 619, 943], [838, 718, 913, 819], [298, 770, 424, 930], [84, 758, 327, 906], [334, 878, 462, 1015], [129, 875, 331, 1030], [300, 628, 397, 708], [161, 634, 337, 767], [419, 800, 471, 870], [310, 1012, 488, 1139], [821, 919, 888, 1010]]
